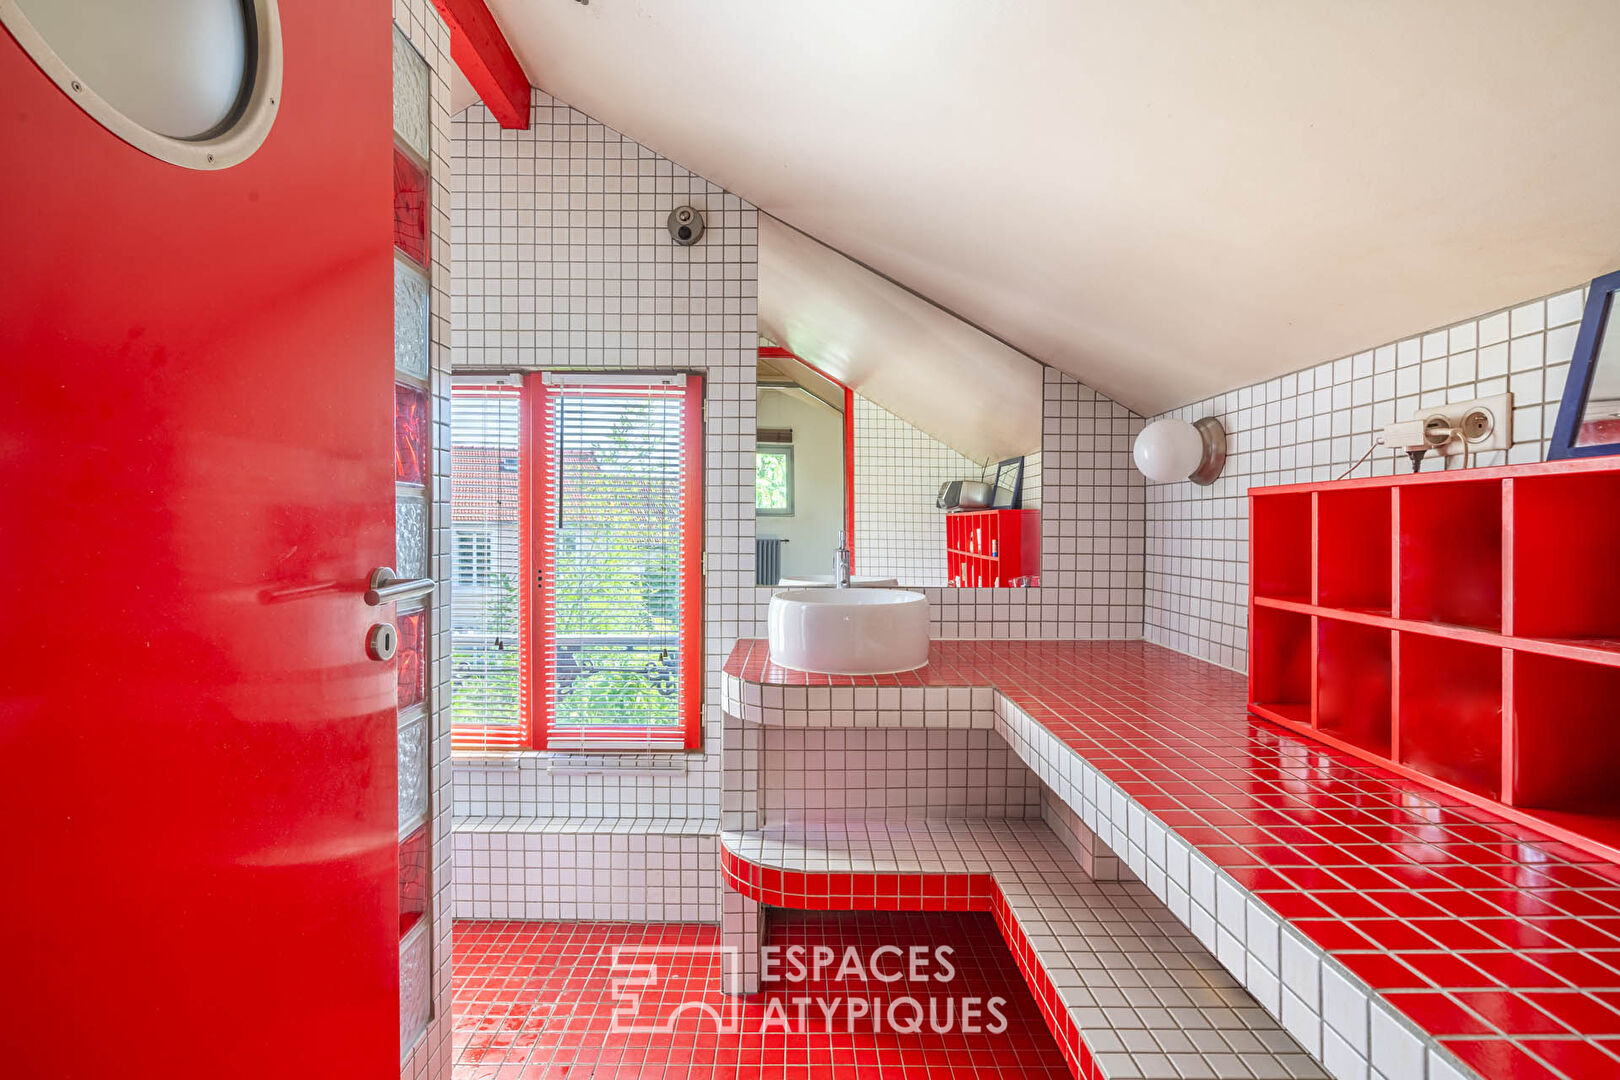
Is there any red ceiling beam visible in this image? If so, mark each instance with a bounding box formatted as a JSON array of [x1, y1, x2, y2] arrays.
[[430, 0, 530, 129]]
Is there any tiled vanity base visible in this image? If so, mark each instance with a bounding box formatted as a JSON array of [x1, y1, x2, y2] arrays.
[[720, 819, 1323, 1080], [725, 640, 1620, 1080]]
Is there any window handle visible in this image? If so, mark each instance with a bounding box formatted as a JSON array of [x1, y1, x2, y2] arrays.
[[365, 566, 436, 606]]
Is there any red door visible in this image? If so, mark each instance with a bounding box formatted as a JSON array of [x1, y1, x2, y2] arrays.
[[0, 4, 399, 1077]]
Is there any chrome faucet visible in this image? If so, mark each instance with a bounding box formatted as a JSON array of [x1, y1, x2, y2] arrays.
[[833, 531, 852, 589]]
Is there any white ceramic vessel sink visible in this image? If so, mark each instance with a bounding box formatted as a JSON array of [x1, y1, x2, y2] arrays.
[[767, 588, 930, 675], [776, 574, 900, 589]]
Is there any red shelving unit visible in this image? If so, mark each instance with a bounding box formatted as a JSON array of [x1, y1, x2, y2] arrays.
[[1248, 456, 1620, 864], [946, 508, 1039, 588]]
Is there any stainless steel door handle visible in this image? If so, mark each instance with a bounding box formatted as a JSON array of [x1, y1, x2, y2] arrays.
[[364, 566, 436, 606]]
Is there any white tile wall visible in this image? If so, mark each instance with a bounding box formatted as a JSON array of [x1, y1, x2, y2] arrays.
[[759, 728, 1043, 821], [1145, 283, 1586, 670], [852, 394, 983, 586]]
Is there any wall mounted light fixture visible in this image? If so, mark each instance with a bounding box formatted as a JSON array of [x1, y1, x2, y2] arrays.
[[1133, 416, 1226, 485]]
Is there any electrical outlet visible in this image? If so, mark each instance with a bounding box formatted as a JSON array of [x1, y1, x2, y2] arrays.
[[1412, 392, 1513, 456]]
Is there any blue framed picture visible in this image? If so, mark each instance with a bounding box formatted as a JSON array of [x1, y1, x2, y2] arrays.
[[1549, 270, 1620, 459], [990, 456, 1024, 508]]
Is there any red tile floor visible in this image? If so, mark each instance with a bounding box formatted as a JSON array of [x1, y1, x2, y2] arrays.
[[452, 912, 1073, 1078]]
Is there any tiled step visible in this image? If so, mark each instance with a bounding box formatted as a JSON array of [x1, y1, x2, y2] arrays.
[[721, 819, 1325, 1080]]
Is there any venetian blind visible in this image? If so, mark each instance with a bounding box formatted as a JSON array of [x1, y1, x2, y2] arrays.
[[539, 375, 696, 749], [449, 380, 528, 750]]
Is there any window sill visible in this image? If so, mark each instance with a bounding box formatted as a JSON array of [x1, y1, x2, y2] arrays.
[[454, 814, 718, 836]]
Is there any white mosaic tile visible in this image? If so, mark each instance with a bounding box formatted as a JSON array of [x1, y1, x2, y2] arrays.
[[1144, 283, 1588, 671], [852, 394, 983, 586]]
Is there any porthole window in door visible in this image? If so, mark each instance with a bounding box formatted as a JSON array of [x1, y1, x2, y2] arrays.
[[0, 0, 282, 169]]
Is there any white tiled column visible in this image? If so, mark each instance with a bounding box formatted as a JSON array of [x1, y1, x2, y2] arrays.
[[720, 887, 762, 995], [719, 683, 760, 834], [718, 681, 764, 993]]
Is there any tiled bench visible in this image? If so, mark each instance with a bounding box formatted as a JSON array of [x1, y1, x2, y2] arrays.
[[723, 639, 1620, 1080], [721, 819, 1324, 1080], [453, 815, 719, 922]]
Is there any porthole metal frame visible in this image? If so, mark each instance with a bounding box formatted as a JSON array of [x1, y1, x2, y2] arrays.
[[0, 0, 282, 170]]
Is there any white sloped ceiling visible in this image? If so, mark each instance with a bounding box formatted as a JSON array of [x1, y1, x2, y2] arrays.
[[466, 0, 1620, 432]]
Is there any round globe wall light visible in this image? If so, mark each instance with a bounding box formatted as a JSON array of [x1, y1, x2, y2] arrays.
[[0, 0, 282, 170], [1133, 416, 1227, 485]]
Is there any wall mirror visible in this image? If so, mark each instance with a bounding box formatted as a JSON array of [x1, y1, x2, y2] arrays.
[[753, 348, 1042, 589], [1550, 270, 1620, 459]]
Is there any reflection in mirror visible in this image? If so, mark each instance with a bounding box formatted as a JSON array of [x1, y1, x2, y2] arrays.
[[753, 352, 1041, 589], [990, 457, 1025, 508], [754, 355, 846, 586]]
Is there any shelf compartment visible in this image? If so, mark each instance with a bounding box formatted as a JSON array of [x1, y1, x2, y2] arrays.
[[1250, 607, 1312, 725], [945, 509, 1038, 588], [1512, 653, 1620, 821], [1316, 619, 1392, 756], [1251, 492, 1312, 602], [1317, 487, 1393, 614], [1397, 635, 1503, 800], [1511, 471, 1620, 641], [1397, 480, 1502, 631]]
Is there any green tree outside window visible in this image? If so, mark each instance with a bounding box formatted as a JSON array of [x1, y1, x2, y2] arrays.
[[756, 444, 793, 515]]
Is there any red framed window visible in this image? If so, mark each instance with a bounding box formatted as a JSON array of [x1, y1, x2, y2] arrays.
[[449, 380, 528, 751], [451, 374, 704, 752]]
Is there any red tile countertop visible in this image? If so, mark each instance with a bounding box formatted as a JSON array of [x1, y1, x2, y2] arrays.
[[724, 639, 1620, 1079]]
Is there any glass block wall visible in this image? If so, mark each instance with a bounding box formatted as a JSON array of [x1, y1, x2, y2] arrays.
[[391, 14, 441, 1073]]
